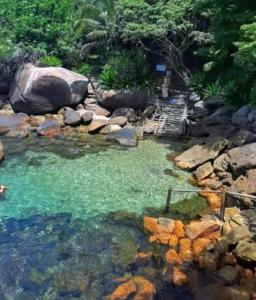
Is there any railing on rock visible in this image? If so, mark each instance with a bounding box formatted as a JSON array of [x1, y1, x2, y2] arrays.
[[165, 187, 256, 221]]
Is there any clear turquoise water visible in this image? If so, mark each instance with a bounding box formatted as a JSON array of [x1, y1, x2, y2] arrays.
[[0, 135, 195, 299], [0, 136, 191, 220]]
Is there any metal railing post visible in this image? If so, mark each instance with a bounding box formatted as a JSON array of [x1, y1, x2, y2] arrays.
[[220, 190, 227, 221], [164, 188, 172, 213]]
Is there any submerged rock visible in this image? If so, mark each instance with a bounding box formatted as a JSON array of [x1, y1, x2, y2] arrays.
[[106, 128, 138, 147], [0, 113, 30, 135], [9, 64, 88, 115], [107, 276, 156, 300]]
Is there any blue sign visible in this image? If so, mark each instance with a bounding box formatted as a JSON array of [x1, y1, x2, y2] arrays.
[[156, 64, 166, 72]]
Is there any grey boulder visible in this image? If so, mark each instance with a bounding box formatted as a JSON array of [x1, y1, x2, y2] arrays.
[[106, 128, 138, 147], [97, 89, 148, 110]]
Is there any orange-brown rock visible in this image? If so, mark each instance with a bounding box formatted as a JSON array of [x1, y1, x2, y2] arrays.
[[169, 234, 178, 248], [149, 234, 159, 243], [179, 238, 192, 252], [107, 279, 137, 300], [179, 250, 194, 262], [193, 238, 212, 257], [172, 267, 188, 286], [207, 230, 221, 241], [107, 276, 156, 300], [133, 276, 156, 300], [157, 218, 175, 234], [199, 191, 222, 210], [185, 220, 221, 240], [143, 217, 158, 234], [173, 220, 185, 238], [165, 249, 183, 265], [159, 233, 171, 245]]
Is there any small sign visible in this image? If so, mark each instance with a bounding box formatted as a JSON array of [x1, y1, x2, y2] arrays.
[[156, 64, 166, 72]]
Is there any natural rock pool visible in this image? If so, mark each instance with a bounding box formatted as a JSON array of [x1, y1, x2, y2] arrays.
[[0, 135, 195, 299]]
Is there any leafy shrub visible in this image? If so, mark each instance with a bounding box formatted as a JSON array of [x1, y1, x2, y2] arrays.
[[75, 63, 93, 76], [99, 50, 153, 93], [41, 56, 62, 67], [203, 81, 224, 99], [188, 72, 205, 97], [99, 65, 116, 90]]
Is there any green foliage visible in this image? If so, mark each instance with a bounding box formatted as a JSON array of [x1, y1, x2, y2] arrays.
[[188, 72, 206, 97], [75, 63, 93, 76], [116, 0, 207, 80], [99, 50, 153, 92], [0, 0, 74, 58], [74, 0, 117, 60], [203, 81, 224, 99], [194, 0, 256, 106], [41, 55, 62, 67]]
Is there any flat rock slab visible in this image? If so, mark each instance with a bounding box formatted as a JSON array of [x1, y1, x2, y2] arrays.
[[193, 162, 214, 181], [228, 143, 256, 174], [106, 128, 138, 147], [175, 136, 228, 170], [235, 241, 256, 262]]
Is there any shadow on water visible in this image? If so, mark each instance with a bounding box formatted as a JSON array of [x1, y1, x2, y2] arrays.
[[0, 211, 195, 300], [1, 134, 125, 162]]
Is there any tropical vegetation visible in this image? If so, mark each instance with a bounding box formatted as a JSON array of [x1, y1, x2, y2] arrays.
[[0, 0, 255, 105]]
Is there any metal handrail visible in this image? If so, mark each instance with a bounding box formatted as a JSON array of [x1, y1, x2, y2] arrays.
[[165, 188, 256, 221]]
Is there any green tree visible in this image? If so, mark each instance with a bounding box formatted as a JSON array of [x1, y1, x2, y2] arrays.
[[0, 0, 73, 57], [194, 0, 256, 105], [116, 0, 208, 81], [74, 0, 118, 60]]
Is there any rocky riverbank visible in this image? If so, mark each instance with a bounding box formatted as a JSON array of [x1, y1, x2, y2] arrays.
[[131, 99, 256, 300], [0, 64, 156, 152]]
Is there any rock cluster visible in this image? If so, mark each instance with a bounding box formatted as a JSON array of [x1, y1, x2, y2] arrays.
[[0, 67, 157, 147]]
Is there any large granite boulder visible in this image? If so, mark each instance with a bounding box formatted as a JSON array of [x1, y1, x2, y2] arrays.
[[228, 143, 256, 174], [0, 113, 30, 135], [106, 128, 138, 147], [9, 64, 88, 115], [175, 136, 229, 170], [97, 89, 148, 110]]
